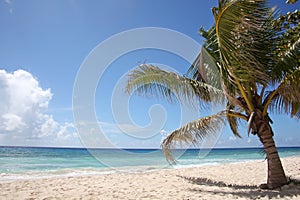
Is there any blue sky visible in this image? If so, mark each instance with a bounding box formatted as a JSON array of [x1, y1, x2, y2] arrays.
[[0, 0, 299, 148]]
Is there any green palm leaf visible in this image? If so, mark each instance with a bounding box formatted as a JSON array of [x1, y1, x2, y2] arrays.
[[271, 9, 300, 82], [161, 111, 226, 163], [187, 46, 222, 90], [277, 67, 300, 102], [226, 103, 245, 138], [126, 64, 225, 108], [187, 26, 219, 82], [266, 67, 300, 118], [216, 0, 277, 85], [124, 0, 299, 189]]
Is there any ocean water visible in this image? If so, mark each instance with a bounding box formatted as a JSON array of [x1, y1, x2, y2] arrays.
[[0, 146, 299, 182]]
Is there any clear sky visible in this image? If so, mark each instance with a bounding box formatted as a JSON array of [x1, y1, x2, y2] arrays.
[[0, 0, 299, 148]]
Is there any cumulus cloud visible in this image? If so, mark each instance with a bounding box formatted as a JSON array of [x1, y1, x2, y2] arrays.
[[0, 69, 79, 146], [229, 136, 237, 141], [159, 129, 167, 135]]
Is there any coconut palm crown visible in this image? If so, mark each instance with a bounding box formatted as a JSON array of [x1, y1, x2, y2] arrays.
[[126, 0, 300, 189]]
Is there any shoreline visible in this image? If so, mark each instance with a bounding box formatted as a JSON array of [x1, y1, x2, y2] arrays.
[[1, 155, 299, 183], [1, 156, 299, 199], [0, 159, 279, 183]]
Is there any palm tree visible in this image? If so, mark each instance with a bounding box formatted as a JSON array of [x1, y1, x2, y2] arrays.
[[126, 0, 300, 189]]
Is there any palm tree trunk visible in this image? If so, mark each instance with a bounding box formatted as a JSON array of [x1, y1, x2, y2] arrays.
[[254, 111, 287, 189]]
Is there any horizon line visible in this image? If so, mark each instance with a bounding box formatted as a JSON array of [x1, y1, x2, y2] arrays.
[[1, 145, 299, 150]]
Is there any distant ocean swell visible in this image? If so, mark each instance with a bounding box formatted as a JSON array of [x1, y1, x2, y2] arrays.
[[0, 147, 299, 182]]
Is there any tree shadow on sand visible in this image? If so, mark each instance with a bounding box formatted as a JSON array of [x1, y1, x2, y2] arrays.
[[178, 176, 300, 199]]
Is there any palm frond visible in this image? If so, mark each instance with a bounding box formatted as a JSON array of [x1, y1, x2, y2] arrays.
[[161, 111, 226, 163], [194, 24, 239, 97], [226, 103, 244, 138], [268, 93, 300, 119], [186, 46, 222, 90], [216, 0, 278, 85], [188, 25, 219, 80], [126, 64, 225, 108], [199, 25, 219, 61], [277, 66, 300, 103], [265, 67, 300, 118], [271, 9, 300, 82], [291, 102, 300, 118]]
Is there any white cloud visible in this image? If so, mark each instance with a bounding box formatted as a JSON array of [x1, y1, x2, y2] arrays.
[[216, 132, 261, 148], [159, 129, 167, 135], [38, 115, 58, 138], [159, 129, 168, 140], [0, 69, 79, 147], [229, 136, 237, 141], [1, 113, 26, 131], [56, 122, 76, 140]]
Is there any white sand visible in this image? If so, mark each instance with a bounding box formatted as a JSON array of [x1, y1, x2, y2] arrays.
[[1, 156, 299, 200]]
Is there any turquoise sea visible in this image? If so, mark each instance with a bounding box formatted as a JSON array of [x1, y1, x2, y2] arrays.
[[0, 147, 300, 182]]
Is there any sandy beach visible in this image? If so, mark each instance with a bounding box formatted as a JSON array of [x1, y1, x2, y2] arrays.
[[1, 156, 299, 200]]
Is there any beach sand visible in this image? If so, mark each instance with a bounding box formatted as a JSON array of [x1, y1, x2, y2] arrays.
[[0, 156, 299, 200]]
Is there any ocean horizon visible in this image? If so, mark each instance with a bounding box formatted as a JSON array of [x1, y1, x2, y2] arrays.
[[1, 146, 300, 182]]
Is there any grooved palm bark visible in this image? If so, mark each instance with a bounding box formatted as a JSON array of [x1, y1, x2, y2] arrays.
[[253, 110, 287, 189]]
